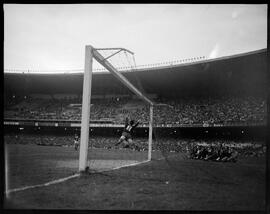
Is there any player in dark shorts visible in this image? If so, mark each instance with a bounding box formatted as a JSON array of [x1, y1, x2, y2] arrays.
[[115, 118, 140, 147], [226, 147, 238, 162], [74, 134, 80, 151], [189, 144, 198, 159]]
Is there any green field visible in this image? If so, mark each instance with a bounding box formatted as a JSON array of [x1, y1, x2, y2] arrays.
[[4, 143, 265, 210]]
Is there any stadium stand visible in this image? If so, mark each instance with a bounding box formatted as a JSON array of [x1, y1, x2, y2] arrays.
[[4, 95, 266, 125], [4, 49, 267, 160]]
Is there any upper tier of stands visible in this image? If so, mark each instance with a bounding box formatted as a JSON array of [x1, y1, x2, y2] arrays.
[[4, 95, 266, 126]]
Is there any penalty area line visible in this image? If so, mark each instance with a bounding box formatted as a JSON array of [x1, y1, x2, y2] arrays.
[[5, 173, 80, 195]]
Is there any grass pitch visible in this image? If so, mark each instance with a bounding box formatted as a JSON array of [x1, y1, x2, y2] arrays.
[[4, 143, 265, 210]]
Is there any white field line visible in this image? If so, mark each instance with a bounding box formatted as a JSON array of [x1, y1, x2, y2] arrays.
[[101, 156, 165, 172], [5, 158, 163, 195], [100, 159, 150, 172], [5, 173, 80, 195]]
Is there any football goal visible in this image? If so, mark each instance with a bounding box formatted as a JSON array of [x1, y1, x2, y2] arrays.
[[79, 45, 155, 172]]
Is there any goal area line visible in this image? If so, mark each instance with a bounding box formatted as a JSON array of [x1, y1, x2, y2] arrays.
[[101, 159, 150, 172], [5, 159, 151, 195]]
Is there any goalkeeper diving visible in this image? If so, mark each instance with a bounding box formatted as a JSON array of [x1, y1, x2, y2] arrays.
[[115, 117, 140, 148]]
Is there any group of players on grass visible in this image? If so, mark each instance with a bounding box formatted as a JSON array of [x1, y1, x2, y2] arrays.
[[188, 143, 238, 162]]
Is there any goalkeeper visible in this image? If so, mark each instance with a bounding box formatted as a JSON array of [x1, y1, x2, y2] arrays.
[[115, 117, 140, 147]]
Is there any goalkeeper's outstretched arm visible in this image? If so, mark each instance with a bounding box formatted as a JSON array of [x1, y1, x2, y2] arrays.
[[133, 120, 140, 128]]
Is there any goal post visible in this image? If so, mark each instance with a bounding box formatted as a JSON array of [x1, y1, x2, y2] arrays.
[[148, 105, 153, 161], [79, 45, 93, 172], [79, 45, 154, 172]]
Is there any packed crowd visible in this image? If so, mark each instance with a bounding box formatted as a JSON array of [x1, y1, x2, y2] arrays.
[[4, 95, 266, 125], [153, 96, 266, 125], [5, 134, 266, 159]]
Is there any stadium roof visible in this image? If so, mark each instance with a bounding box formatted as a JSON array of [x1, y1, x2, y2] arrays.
[[4, 48, 267, 97]]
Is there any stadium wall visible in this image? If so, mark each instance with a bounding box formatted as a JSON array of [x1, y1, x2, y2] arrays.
[[4, 124, 266, 141]]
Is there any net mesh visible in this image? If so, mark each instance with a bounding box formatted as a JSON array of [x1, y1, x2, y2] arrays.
[[87, 48, 149, 172], [90, 48, 189, 172], [152, 104, 191, 170], [94, 49, 137, 72]]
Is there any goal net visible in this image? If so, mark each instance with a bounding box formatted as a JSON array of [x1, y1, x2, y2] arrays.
[[79, 46, 155, 173]]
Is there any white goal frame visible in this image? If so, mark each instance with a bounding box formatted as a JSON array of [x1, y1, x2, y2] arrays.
[[79, 45, 154, 172]]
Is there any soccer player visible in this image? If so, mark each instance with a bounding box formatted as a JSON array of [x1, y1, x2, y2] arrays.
[[220, 146, 230, 162], [189, 143, 198, 159], [74, 134, 80, 151], [195, 146, 203, 159], [226, 147, 238, 162], [204, 145, 213, 161], [115, 117, 140, 147]]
